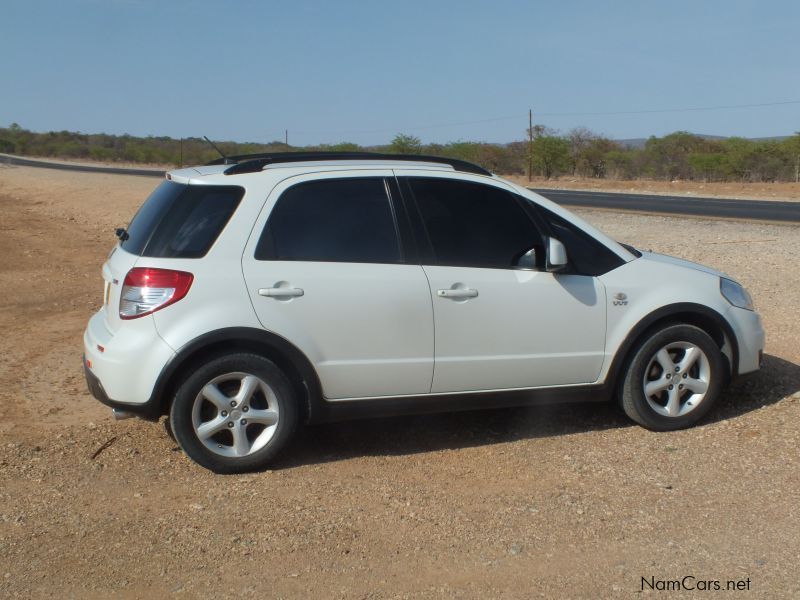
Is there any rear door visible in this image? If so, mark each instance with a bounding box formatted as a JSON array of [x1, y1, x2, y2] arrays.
[[400, 175, 607, 394], [241, 172, 434, 400]]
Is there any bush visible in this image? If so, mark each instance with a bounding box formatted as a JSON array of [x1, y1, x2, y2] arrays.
[[1, 123, 797, 182]]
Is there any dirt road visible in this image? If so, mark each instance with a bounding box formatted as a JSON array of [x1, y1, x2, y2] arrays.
[[1, 166, 798, 598]]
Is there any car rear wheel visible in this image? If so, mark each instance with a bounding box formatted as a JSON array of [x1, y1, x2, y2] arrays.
[[620, 324, 726, 431], [170, 353, 297, 473]]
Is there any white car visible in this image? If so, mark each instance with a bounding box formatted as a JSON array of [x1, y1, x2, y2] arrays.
[[83, 152, 765, 473]]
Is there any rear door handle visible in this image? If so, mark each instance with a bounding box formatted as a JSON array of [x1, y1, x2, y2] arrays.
[[437, 288, 478, 299], [258, 287, 304, 298]]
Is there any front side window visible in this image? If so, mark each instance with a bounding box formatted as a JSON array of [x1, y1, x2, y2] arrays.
[[539, 208, 624, 276], [408, 178, 543, 269], [255, 178, 401, 263]]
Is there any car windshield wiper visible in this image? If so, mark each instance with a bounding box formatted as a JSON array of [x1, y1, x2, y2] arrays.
[[115, 227, 129, 242], [619, 242, 642, 257]]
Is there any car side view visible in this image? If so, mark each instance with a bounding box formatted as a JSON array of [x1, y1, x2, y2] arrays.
[[83, 152, 765, 473]]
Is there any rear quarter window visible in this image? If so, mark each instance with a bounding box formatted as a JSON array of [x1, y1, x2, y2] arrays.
[[121, 181, 244, 258]]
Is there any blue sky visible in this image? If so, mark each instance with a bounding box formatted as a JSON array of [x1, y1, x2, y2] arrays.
[[1, 0, 798, 145]]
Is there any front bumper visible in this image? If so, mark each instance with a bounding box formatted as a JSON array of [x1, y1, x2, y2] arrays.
[[726, 306, 765, 376]]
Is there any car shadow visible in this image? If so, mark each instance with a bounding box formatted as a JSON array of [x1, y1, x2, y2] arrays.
[[706, 353, 800, 423], [273, 353, 800, 469]]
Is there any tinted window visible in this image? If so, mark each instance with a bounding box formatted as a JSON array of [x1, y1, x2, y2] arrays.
[[121, 181, 243, 258], [541, 209, 624, 276], [121, 181, 183, 256], [255, 178, 401, 263], [409, 178, 543, 269]]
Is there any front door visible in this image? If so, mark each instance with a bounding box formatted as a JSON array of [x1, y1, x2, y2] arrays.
[[402, 175, 606, 393]]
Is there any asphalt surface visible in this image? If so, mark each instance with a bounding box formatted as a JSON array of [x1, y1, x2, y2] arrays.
[[532, 187, 800, 223], [3, 153, 799, 222], [0, 153, 165, 178]]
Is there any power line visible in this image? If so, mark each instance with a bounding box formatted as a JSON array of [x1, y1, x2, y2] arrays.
[[538, 99, 800, 117], [287, 99, 800, 138], [291, 114, 521, 136]]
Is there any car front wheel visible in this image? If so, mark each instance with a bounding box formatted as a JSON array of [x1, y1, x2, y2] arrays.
[[170, 353, 297, 473], [620, 324, 727, 431]]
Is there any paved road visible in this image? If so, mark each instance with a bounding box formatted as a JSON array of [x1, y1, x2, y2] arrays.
[[3, 153, 799, 222], [531, 187, 800, 223], [1, 153, 165, 178]]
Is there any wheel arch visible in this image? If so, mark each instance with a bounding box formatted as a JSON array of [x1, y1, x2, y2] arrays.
[[606, 303, 739, 396], [150, 327, 323, 422]]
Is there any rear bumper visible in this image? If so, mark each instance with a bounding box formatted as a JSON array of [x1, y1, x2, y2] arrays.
[[83, 309, 175, 419], [83, 356, 161, 419]]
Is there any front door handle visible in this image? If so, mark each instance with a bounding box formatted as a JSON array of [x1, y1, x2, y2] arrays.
[[258, 287, 304, 298], [437, 288, 478, 299]]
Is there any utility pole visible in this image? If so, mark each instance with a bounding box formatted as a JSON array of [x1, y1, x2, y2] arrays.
[[179, 138, 183, 168], [285, 130, 289, 148], [528, 109, 533, 182]]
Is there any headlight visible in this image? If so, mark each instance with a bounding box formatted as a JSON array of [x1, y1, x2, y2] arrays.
[[720, 278, 754, 311]]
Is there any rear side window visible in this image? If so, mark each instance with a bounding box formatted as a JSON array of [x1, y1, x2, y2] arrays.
[[122, 181, 243, 258], [408, 178, 543, 269], [255, 178, 401, 263]]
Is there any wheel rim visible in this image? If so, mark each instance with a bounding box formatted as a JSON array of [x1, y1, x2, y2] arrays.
[[191, 372, 280, 458], [642, 341, 711, 418]]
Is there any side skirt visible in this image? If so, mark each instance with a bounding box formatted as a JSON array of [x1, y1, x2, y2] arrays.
[[310, 384, 612, 424]]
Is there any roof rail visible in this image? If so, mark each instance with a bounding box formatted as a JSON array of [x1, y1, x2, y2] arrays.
[[206, 151, 492, 176]]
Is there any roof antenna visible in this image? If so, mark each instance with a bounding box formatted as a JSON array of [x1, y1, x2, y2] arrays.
[[203, 136, 237, 164]]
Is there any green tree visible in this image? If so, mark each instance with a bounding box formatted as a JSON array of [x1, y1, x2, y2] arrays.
[[568, 130, 620, 178], [532, 136, 571, 179], [327, 142, 362, 152], [719, 137, 753, 180], [604, 150, 635, 179], [389, 133, 422, 154], [567, 126, 596, 175], [643, 131, 712, 180], [688, 153, 726, 181], [780, 133, 800, 182]]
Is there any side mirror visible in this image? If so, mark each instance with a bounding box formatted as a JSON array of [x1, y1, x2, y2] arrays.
[[546, 237, 568, 272]]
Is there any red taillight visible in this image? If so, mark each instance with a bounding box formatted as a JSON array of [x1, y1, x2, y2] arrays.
[[119, 267, 193, 320]]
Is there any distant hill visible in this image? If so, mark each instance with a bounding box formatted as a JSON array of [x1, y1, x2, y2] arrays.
[[616, 134, 792, 149]]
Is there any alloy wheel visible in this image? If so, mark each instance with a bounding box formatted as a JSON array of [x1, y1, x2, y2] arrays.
[[191, 372, 280, 457], [642, 341, 711, 418]]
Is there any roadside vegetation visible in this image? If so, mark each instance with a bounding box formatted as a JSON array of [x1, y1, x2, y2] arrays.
[[2, 123, 799, 182]]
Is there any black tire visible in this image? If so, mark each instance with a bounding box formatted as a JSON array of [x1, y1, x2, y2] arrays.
[[169, 353, 298, 474], [162, 417, 176, 442], [620, 324, 727, 431]]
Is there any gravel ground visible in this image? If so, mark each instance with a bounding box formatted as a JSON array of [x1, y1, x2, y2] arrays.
[[1, 167, 798, 598]]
